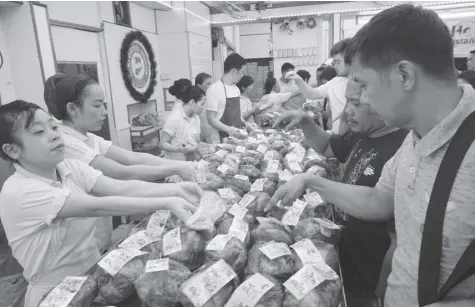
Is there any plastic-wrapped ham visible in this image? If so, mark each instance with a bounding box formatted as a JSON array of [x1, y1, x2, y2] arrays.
[[302, 148, 328, 171], [39, 276, 98, 307], [246, 241, 295, 281], [224, 273, 284, 307], [251, 217, 293, 246], [204, 235, 248, 273], [134, 258, 192, 307], [292, 218, 342, 246]]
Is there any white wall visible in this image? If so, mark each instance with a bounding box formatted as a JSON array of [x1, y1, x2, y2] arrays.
[[0, 5, 45, 109], [130, 2, 156, 33], [0, 20, 16, 104], [45, 1, 101, 27], [239, 23, 271, 59]]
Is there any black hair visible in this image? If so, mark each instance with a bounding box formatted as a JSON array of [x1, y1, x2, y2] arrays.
[[319, 66, 337, 82], [470, 50, 475, 55], [317, 65, 325, 72], [264, 72, 277, 95], [0, 100, 42, 161], [459, 70, 475, 89], [297, 70, 311, 83], [223, 53, 246, 73], [345, 4, 456, 80], [236, 76, 254, 93], [44, 74, 98, 120], [182, 86, 206, 104], [330, 39, 351, 57], [281, 62, 295, 74], [195, 73, 211, 86], [168, 79, 192, 100]]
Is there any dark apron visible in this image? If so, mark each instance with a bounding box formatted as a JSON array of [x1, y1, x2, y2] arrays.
[[219, 80, 242, 141]]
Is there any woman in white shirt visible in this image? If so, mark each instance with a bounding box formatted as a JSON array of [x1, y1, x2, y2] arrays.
[[0, 100, 201, 307], [160, 85, 205, 161], [43, 74, 198, 253], [256, 72, 301, 115], [195, 73, 212, 93], [236, 76, 258, 123]]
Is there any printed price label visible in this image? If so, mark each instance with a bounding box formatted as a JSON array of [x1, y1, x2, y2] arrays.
[[238, 129, 248, 137], [206, 234, 234, 251], [236, 146, 246, 153], [259, 242, 292, 260], [279, 169, 294, 182], [308, 111, 315, 117], [248, 137, 258, 144], [291, 239, 324, 265], [228, 203, 249, 220], [239, 194, 256, 208], [218, 188, 237, 201], [217, 164, 233, 174], [39, 276, 88, 307], [257, 145, 268, 154], [266, 129, 276, 134], [317, 218, 340, 237], [289, 161, 303, 173], [216, 150, 229, 159], [147, 210, 170, 232], [264, 151, 275, 161], [163, 227, 182, 256], [257, 134, 268, 142], [119, 230, 162, 250], [251, 178, 268, 192], [235, 174, 249, 182], [281, 200, 307, 226], [266, 160, 280, 173], [284, 264, 339, 300], [145, 258, 169, 273], [181, 259, 237, 307], [98, 249, 148, 276], [304, 192, 324, 207], [224, 273, 274, 307], [228, 218, 249, 243]]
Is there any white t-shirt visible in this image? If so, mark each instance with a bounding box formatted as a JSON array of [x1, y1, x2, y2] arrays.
[[162, 102, 201, 161], [279, 79, 299, 93], [0, 160, 102, 307], [315, 76, 348, 134]]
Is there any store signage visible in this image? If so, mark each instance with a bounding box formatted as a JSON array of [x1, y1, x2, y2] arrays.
[[447, 19, 475, 53], [120, 31, 157, 102]]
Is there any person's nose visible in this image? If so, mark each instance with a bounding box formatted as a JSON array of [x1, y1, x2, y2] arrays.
[[101, 104, 108, 117]]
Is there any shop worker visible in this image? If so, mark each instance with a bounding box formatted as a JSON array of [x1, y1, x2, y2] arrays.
[[236, 75, 258, 124], [279, 62, 299, 93], [467, 50, 475, 71], [160, 84, 206, 161], [195, 72, 212, 93], [202, 53, 246, 143], [0, 100, 202, 307], [268, 4, 475, 307], [285, 39, 350, 134], [44, 74, 198, 253], [273, 79, 407, 307]]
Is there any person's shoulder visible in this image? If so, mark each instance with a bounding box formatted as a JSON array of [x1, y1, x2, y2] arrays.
[[206, 82, 223, 94]]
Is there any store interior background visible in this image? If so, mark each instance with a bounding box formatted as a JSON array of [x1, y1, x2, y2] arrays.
[[0, 0, 473, 167]]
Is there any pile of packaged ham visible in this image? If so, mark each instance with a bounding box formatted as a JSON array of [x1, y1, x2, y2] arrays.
[[40, 128, 344, 307]]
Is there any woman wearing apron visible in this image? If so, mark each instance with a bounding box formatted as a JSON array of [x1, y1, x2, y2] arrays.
[[202, 53, 246, 143], [43, 74, 199, 254], [0, 100, 201, 307]]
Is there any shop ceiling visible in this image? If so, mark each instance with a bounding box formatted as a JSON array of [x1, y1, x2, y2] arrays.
[[202, 1, 348, 15]]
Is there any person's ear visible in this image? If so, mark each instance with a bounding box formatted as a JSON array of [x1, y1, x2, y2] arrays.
[[396, 60, 416, 92], [2, 143, 21, 160], [66, 102, 78, 117]]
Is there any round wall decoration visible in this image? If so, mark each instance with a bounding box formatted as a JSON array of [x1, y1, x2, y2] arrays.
[[120, 30, 157, 102]]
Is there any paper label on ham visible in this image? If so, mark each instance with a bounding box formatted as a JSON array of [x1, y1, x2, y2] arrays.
[[206, 234, 234, 251], [259, 242, 292, 260], [181, 259, 237, 307], [228, 218, 249, 243], [228, 203, 249, 220], [147, 210, 170, 232], [235, 174, 249, 182], [248, 137, 259, 144], [218, 188, 237, 200], [264, 151, 274, 161], [281, 200, 307, 226], [145, 258, 169, 273], [284, 263, 339, 300], [217, 164, 233, 174], [251, 178, 268, 192], [39, 276, 88, 307], [239, 194, 255, 208], [216, 150, 229, 158], [291, 239, 324, 265], [257, 144, 268, 154], [236, 146, 246, 153], [224, 273, 274, 307], [119, 230, 162, 250], [163, 227, 182, 256], [304, 192, 324, 207], [266, 160, 279, 173], [98, 249, 148, 276], [278, 169, 294, 182]]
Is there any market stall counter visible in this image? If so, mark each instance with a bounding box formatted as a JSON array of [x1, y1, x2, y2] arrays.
[[40, 127, 348, 307]]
